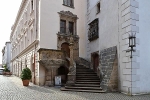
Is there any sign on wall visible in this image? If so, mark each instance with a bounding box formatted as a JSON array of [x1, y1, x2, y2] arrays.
[[55, 76, 61, 86]]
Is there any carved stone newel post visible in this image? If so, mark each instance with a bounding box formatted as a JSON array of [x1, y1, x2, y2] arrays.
[[67, 36, 76, 85]]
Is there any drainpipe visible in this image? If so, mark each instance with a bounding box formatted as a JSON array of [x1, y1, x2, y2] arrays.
[[117, 0, 121, 93]]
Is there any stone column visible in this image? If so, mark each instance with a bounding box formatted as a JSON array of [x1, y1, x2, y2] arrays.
[[51, 66, 58, 86], [45, 68, 53, 86], [45, 66, 59, 86], [67, 37, 76, 85], [70, 44, 74, 67]]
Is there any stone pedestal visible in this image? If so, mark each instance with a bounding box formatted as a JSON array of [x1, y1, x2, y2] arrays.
[[66, 74, 76, 85], [66, 37, 76, 85]]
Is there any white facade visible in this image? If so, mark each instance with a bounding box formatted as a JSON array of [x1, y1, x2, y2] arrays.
[[2, 42, 11, 71], [135, 0, 150, 94], [10, 0, 38, 82], [85, 0, 150, 95], [10, 0, 86, 85], [85, 0, 119, 60]]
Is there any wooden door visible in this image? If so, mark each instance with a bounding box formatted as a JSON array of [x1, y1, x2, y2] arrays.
[[92, 53, 99, 72], [61, 43, 70, 57]]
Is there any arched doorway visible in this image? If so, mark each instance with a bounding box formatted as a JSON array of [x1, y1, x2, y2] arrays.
[[57, 66, 69, 85], [61, 43, 70, 58], [92, 53, 99, 72]]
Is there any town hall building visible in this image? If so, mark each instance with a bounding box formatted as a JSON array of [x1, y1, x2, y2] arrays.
[[10, 0, 150, 95]]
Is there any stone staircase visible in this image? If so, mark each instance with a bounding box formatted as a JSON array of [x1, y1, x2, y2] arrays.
[[61, 64, 105, 93]]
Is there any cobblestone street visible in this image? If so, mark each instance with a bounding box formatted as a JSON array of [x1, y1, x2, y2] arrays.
[[0, 75, 150, 100]]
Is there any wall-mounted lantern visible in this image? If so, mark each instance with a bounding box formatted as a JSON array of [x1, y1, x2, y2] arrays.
[[127, 32, 136, 58], [129, 32, 136, 48]]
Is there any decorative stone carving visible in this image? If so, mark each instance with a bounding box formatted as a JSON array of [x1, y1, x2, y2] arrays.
[[38, 48, 66, 86], [38, 49, 65, 67], [57, 33, 79, 85], [38, 59, 65, 69], [68, 62, 76, 75], [57, 10, 79, 85], [28, 18, 35, 26], [58, 11, 78, 19], [66, 36, 76, 85], [57, 33, 79, 61]]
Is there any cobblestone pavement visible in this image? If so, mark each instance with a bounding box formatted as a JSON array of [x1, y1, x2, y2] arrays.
[[0, 75, 150, 100]]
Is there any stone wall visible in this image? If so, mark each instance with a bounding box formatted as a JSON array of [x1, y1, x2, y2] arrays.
[[100, 46, 118, 92]]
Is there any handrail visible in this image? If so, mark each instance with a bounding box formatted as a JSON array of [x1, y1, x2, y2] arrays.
[[76, 57, 91, 68]]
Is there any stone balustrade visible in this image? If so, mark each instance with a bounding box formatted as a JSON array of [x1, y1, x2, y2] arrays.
[[38, 48, 66, 68]]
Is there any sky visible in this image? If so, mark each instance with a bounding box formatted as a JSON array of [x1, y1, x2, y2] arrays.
[[0, 0, 21, 63]]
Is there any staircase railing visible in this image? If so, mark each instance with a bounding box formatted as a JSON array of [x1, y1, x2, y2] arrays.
[[76, 57, 91, 68]]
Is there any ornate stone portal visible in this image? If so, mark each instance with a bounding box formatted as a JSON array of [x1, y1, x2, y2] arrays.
[[57, 33, 79, 85], [57, 11, 79, 85], [38, 49, 66, 86]]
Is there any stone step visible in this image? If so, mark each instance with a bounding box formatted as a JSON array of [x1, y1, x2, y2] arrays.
[[76, 73, 97, 76], [76, 74, 98, 76], [77, 74, 97, 76], [74, 84, 100, 87], [62, 64, 103, 93], [76, 80, 100, 82], [76, 78, 100, 80], [76, 68, 92, 71], [76, 76, 99, 78], [76, 68, 91, 70], [65, 86, 102, 90], [76, 72, 96, 74], [76, 67, 90, 69], [61, 87, 105, 93], [76, 82, 100, 84]]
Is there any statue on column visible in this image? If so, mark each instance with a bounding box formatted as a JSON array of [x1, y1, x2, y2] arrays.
[[67, 36, 76, 85]]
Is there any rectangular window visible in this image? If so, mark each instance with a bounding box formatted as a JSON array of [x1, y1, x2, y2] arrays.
[[69, 22, 74, 35], [63, 0, 67, 5], [63, 0, 74, 7], [97, 2, 100, 14], [60, 20, 66, 33], [31, 0, 34, 10], [88, 18, 99, 41]]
